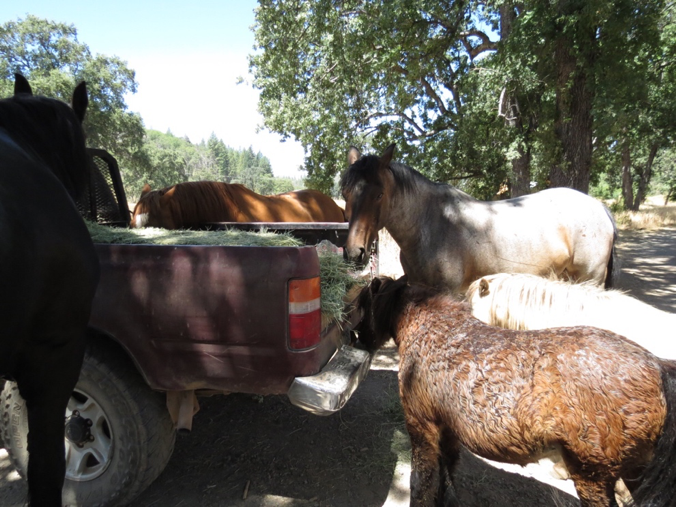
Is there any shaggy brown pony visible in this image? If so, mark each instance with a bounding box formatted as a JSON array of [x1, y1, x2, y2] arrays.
[[132, 181, 346, 229], [356, 276, 676, 507]]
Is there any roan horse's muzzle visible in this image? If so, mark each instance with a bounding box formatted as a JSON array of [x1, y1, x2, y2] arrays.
[[344, 245, 368, 268]]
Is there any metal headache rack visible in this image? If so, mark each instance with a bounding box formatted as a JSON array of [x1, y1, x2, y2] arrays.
[[76, 148, 131, 227]]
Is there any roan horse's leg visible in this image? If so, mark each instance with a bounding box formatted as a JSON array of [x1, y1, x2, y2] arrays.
[[17, 337, 85, 507]]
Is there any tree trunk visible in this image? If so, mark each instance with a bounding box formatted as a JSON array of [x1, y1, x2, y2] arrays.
[[632, 143, 659, 211], [500, 2, 531, 197], [511, 147, 531, 197], [548, 3, 595, 193], [621, 143, 634, 210]]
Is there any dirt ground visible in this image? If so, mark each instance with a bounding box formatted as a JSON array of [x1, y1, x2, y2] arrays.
[[1, 226, 675, 507]]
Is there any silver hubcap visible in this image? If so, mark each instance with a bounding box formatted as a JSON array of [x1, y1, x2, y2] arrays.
[[64, 389, 113, 481]]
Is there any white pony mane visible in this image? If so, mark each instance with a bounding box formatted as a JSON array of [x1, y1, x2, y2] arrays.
[[466, 273, 622, 330], [465, 272, 676, 360]]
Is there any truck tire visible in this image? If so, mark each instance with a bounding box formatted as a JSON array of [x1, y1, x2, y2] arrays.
[[0, 338, 176, 506]]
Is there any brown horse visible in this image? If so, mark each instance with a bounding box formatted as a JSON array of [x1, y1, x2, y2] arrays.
[[341, 144, 617, 293], [356, 276, 676, 507], [0, 75, 99, 506], [132, 181, 346, 229]]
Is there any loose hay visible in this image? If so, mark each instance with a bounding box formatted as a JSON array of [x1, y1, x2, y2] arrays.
[[86, 220, 303, 247], [86, 221, 365, 323]]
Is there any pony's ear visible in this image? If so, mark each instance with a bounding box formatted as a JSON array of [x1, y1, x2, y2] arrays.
[[380, 144, 396, 169], [479, 278, 490, 297], [347, 146, 361, 166], [14, 74, 32, 96], [72, 81, 88, 123], [140, 183, 152, 198], [369, 277, 384, 296]]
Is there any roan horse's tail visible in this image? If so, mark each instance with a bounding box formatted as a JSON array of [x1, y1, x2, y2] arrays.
[[629, 360, 676, 506], [603, 204, 619, 289]]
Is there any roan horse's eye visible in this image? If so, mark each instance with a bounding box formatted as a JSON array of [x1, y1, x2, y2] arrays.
[[376, 193, 384, 201]]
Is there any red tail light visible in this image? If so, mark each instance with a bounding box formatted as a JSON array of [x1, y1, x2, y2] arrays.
[[288, 277, 321, 350]]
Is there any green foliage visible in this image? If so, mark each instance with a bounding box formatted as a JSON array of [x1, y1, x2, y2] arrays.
[[652, 148, 676, 202], [250, 0, 502, 194], [251, 0, 675, 198], [0, 16, 297, 203], [0, 15, 148, 179], [125, 129, 302, 201]]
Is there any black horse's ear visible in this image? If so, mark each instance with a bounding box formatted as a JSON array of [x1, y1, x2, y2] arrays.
[[380, 144, 396, 169], [71, 81, 88, 123], [14, 74, 33, 96], [347, 146, 361, 166]]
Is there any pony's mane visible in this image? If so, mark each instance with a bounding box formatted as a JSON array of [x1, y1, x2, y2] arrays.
[[340, 153, 429, 196], [464, 273, 622, 330], [139, 181, 240, 225], [358, 276, 445, 347], [0, 94, 89, 199]]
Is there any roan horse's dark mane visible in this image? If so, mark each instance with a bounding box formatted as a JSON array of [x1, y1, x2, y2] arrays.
[[340, 152, 431, 197], [0, 87, 89, 199]]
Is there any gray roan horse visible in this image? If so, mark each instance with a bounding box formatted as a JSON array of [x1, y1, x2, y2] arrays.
[[0, 75, 99, 506], [341, 144, 617, 293]]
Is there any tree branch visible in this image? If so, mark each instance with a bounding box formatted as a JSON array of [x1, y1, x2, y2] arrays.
[[459, 29, 497, 60], [393, 64, 448, 115]]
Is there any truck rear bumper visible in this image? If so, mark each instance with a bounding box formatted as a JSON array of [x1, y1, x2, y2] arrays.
[[287, 345, 372, 416]]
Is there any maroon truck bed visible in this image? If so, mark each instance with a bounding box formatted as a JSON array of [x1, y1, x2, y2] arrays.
[[90, 243, 354, 395]]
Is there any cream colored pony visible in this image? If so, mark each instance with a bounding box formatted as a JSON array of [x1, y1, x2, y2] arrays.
[[466, 272, 676, 360]]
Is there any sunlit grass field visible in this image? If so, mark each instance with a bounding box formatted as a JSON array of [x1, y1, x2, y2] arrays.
[[612, 195, 676, 231]]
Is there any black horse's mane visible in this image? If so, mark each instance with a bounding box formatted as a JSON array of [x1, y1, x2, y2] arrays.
[[340, 153, 430, 196], [0, 93, 89, 199]]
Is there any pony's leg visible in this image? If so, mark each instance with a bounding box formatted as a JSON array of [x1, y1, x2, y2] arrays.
[[571, 476, 618, 507], [17, 337, 85, 507], [438, 431, 461, 506], [407, 421, 444, 507]]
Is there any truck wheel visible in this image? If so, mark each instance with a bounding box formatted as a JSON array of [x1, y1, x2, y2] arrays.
[[0, 338, 176, 507]]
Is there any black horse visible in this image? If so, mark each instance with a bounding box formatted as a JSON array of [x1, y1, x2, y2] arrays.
[[0, 75, 100, 506]]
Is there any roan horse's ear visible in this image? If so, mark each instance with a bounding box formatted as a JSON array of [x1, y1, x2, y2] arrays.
[[347, 146, 361, 166], [71, 81, 88, 123], [380, 144, 396, 169], [14, 74, 33, 96]]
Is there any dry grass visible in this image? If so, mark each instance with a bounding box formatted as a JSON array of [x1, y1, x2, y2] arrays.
[[612, 196, 676, 231]]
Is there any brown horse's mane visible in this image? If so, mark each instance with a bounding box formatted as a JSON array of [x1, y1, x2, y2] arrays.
[[138, 181, 242, 226]]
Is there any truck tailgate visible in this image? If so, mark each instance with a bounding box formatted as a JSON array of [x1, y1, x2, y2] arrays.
[[90, 243, 350, 394]]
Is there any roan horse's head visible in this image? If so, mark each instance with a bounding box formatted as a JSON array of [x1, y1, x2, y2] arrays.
[[340, 144, 396, 268]]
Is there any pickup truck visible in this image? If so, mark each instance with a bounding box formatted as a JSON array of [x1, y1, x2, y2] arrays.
[[0, 149, 372, 507]]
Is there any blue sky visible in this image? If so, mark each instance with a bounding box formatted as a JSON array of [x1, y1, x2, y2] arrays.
[[0, 1, 306, 178]]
